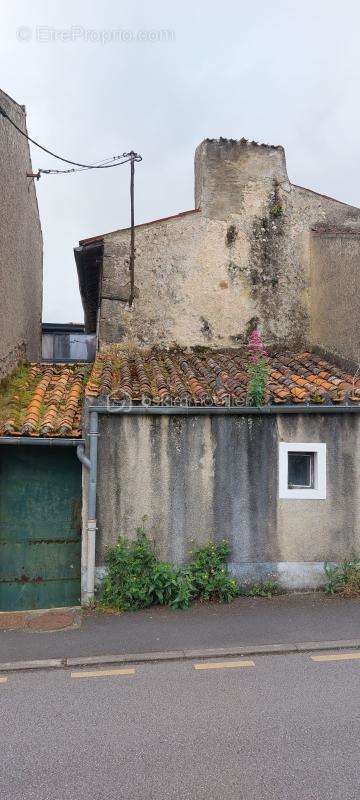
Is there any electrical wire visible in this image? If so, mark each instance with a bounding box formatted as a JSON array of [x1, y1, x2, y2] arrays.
[[0, 105, 142, 170], [1, 102, 141, 305], [39, 157, 133, 176]]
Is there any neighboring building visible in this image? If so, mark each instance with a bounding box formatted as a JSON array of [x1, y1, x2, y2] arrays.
[[42, 323, 96, 362], [0, 88, 43, 378], [75, 138, 360, 364]]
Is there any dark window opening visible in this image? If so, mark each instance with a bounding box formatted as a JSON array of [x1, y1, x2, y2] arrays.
[[288, 452, 315, 489], [42, 324, 96, 362]]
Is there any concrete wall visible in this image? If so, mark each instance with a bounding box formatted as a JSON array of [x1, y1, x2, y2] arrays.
[[310, 231, 360, 364], [93, 412, 360, 589], [0, 89, 42, 378], [98, 139, 360, 355]]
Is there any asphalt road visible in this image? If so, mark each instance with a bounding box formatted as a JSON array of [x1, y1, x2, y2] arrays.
[[1, 652, 359, 800]]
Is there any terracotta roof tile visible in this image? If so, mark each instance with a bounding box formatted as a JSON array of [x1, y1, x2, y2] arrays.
[[84, 348, 360, 408], [0, 363, 90, 438], [1, 350, 359, 439]]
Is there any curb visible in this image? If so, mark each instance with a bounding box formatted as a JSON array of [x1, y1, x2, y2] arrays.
[[1, 639, 360, 672]]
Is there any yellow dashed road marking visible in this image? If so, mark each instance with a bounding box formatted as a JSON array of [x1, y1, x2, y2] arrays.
[[194, 660, 255, 670], [0, 676, 7, 683], [311, 653, 360, 663], [71, 668, 135, 679]]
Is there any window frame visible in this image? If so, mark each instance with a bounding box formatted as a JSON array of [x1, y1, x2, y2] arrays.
[[287, 451, 314, 490], [279, 442, 326, 500]]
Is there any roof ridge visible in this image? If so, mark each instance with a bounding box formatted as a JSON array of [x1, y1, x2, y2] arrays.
[[78, 209, 201, 246]]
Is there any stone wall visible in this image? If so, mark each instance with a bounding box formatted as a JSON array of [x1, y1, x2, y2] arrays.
[[92, 411, 360, 590], [97, 139, 360, 356], [310, 231, 360, 364], [0, 89, 42, 378]]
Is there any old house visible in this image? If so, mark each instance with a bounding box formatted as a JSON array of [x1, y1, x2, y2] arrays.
[[73, 139, 360, 599], [75, 138, 360, 362], [1, 137, 360, 612], [0, 88, 43, 378]]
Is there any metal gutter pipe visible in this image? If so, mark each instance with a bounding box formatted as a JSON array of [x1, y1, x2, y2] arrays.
[[78, 411, 99, 602], [76, 444, 91, 470], [86, 411, 98, 600], [0, 436, 85, 445], [89, 404, 360, 416]]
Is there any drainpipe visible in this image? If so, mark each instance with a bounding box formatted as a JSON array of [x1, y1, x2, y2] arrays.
[[76, 410, 98, 601], [76, 444, 90, 469]]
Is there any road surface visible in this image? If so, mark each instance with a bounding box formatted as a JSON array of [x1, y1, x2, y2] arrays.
[[1, 652, 359, 799]]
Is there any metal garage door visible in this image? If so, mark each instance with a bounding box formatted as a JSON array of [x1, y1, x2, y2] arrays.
[[0, 446, 81, 611]]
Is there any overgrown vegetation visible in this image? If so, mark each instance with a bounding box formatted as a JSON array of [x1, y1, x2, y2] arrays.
[[246, 328, 269, 407], [270, 203, 283, 217], [100, 529, 281, 611], [0, 361, 91, 431], [310, 390, 325, 404], [324, 558, 360, 596], [247, 358, 269, 407], [246, 580, 282, 598], [0, 363, 35, 429], [101, 530, 238, 610]]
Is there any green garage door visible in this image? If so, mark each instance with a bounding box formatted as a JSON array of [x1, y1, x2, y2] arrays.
[[0, 446, 81, 611]]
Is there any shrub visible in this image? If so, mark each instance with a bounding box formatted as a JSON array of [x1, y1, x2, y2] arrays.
[[101, 529, 238, 611], [188, 541, 239, 603], [324, 558, 360, 596], [101, 528, 191, 610]]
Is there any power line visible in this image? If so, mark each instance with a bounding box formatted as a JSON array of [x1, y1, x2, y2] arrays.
[[0, 104, 141, 307], [35, 157, 133, 177], [0, 105, 142, 170]]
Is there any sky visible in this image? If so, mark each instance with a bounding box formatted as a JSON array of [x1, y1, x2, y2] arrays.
[[1, 0, 360, 322]]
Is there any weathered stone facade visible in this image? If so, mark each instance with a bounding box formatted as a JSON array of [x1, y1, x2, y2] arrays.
[[92, 138, 360, 359], [0, 88, 43, 378], [310, 229, 360, 364], [88, 411, 360, 590]]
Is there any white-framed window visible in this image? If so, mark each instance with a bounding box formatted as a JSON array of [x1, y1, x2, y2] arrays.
[[279, 443, 326, 500]]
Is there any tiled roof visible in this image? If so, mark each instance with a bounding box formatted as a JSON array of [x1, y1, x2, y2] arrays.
[[0, 363, 90, 438], [1, 351, 359, 440], [86, 349, 360, 407]]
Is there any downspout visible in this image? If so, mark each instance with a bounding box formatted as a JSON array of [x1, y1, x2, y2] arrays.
[[76, 445, 90, 470], [76, 410, 98, 602]]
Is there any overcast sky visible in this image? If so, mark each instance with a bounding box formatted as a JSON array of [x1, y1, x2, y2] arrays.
[[1, 0, 360, 322]]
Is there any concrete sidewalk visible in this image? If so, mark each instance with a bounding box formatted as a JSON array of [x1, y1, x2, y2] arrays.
[[0, 593, 359, 668]]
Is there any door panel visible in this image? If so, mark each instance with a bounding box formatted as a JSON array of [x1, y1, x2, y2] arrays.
[[0, 446, 81, 611]]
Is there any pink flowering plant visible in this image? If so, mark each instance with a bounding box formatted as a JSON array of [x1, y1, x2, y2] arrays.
[[246, 329, 269, 406]]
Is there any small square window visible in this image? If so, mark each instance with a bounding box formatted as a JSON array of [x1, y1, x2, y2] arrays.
[[288, 452, 314, 489], [279, 443, 326, 500]]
